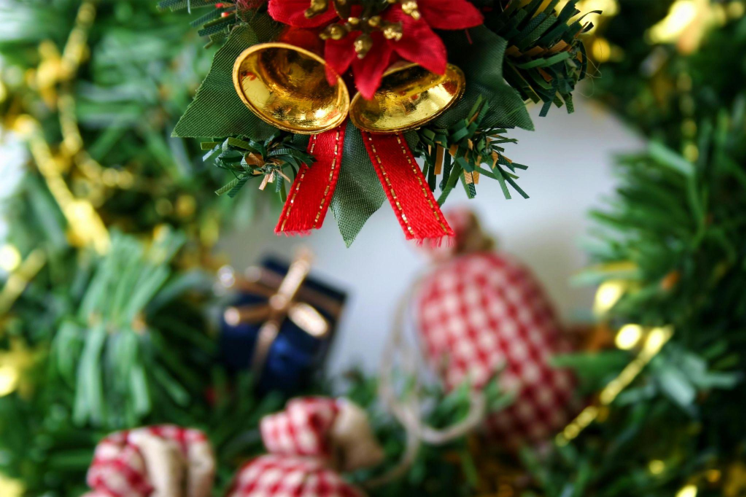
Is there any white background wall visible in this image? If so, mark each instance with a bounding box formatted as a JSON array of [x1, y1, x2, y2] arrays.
[[220, 97, 644, 374]]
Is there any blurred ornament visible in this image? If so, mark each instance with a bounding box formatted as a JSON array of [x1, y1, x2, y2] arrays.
[[11, 114, 110, 254], [226, 397, 383, 497], [557, 325, 673, 445], [217, 250, 346, 393], [725, 462, 746, 497], [83, 425, 215, 497], [415, 208, 579, 447], [0, 338, 38, 398], [0, 248, 47, 316], [615, 323, 644, 350], [0, 244, 22, 273], [0, 476, 23, 497], [574, 0, 619, 21], [646, 0, 729, 54], [593, 280, 627, 316], [676, 483, 699, 497], [468, 436, 532, 497]]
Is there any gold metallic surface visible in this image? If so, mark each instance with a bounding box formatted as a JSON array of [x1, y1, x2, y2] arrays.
[[233, 43, 350, 134], [349, 63, 466, 133]]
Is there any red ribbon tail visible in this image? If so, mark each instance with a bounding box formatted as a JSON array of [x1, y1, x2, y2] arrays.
[[275, 126, 346, 236], [362, 132, 454, 243]]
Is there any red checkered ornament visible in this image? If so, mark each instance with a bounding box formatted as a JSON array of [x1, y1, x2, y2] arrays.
[[84, 425, 215, 497], [417, 209, 579, 447], [227, 397, 384, 497]]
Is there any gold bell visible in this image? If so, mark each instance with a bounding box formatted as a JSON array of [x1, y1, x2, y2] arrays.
[[233, 42, 350, 134], [349, 62, 466, 133]]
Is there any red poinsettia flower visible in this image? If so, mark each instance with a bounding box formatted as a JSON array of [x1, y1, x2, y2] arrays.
[[268, 0, 339, 28], [268, 0, 483, 99]]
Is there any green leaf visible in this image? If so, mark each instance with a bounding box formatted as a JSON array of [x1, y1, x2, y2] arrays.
[[439, 27, 534, 131], [655, 363, 697, 410], [173, 24, 277, 140], [648, 142, 695, 177], [330, 123, 386, 247]]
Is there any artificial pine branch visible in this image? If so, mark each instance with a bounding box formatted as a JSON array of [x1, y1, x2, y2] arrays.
[[524, 9, 746, 494]]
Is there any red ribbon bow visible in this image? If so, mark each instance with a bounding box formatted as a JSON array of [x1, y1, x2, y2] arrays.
[[275, 123, 454, 242]]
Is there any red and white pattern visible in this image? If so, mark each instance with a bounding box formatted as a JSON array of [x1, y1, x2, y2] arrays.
[[260, 397, 340, 461], [85, 425, 214, 497], [228, 397, 371, 497], [226, 455, 363, 497], [417, 252, 578, 447]]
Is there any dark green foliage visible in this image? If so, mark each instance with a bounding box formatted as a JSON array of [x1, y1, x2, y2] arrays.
[[438, 26, 535, 131], [0, 230, 287, 496], [203, 133, 315, 200], [341, 371, 512, 497], [526, 6, 746, 493], [158, 0, 240, 46], [482, 0, 594, 116], [530, 124, 746, 495], [0, 0, 263, 244], [0, 1, 276, 494], [593, 1, 746, 147], [49, 231, 214, 429], [417, 97, 528, 204]]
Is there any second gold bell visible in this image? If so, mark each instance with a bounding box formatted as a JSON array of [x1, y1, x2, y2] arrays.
[[233, 42, 465, 134]]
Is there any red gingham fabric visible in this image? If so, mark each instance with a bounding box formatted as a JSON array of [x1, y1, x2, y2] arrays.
[[417, 252, 578, 447], [85, 425, 211, 497], [228, 397, 365, 497], [226, 455, 363, 497], [260, 397, 340, 461]]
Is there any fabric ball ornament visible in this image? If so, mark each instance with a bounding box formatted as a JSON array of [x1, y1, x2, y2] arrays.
[[84, 425, 215, 497], [226, 397, 383, 497], [416, 208, 579, 447]]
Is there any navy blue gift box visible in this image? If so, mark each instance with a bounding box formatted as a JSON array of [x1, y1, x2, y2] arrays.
[[219, 254, 346, 394]]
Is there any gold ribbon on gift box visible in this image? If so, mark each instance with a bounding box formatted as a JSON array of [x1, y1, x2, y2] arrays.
[[217, 249, 343, 380]]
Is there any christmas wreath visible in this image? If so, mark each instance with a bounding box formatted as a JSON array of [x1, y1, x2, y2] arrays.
[[160, 0, 597, 245]]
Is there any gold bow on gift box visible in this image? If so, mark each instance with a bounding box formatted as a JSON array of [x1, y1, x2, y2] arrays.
[[217, 250, 343, 380]]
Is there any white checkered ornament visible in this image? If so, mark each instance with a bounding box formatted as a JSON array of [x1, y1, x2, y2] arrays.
[[417, 252, 578, 447]]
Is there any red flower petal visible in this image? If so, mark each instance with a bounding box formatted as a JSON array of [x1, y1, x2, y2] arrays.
[[268, 0, 338, 28], [417, 0, 483, 30], [385, 6, 447, 75], [324, 34, 358, 86], [278, 28, 325, 53], [352, 33, 395, 99]]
